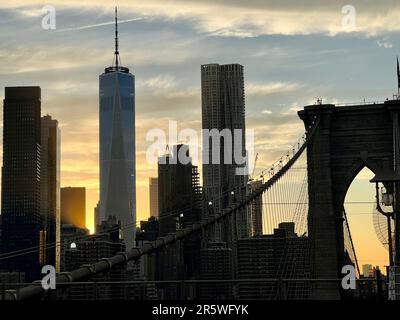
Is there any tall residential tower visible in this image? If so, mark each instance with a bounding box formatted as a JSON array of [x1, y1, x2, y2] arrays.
[[99, 8, 136, 250], [201, 64, 249, 242]]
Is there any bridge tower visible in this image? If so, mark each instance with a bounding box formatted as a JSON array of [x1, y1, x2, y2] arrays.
[[299, 100, 400, 299]]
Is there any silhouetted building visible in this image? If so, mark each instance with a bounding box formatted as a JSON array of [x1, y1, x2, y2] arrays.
[[199, 242, 234, 299], [94, 201, 100, 234], [0, 272, 25, 295], [357, 266, 387, 300], [40, 115, 61, 271], [63, 216, 126, 299], [136, 217, 159, 243], [60, 224, 90, 272], [99, 8, 136, 250], [135, 217, 160, 299], [61, 187, 86, 229], [200, 64, 249, 296], [362, 264, 373, 277], [158, 144, 201, 236], [149, 177, 159, 218], [236, 222, 310, 300], [136, 217, 159, 283], [0, 215, 2, 250], [157, 144, 202, 298], [250, 180, 263, 236], [201, 63, 249, 242], [1, 86, 42, 281]]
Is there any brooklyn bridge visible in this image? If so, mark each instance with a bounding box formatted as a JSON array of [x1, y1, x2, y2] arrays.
[[2, 99, 400, 300]]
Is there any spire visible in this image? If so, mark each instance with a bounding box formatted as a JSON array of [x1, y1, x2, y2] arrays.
[[113, 6, 121, 68], [105, 6, 129, 73]]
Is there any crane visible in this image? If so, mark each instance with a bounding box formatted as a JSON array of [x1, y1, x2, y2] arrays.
[[249, 153, 259, 182]]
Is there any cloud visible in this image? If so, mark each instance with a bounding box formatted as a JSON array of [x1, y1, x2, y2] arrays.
[[142, 74, 177, 90], [0, 46, 110, 75], [247, 82, 301, 96], [4, 1, 400, 37], [18, 7, 43, 18], [55, 17, 144, 32], [137, 74, 200, 116]]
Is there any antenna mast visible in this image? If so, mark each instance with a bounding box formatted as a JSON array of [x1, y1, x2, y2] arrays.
[[114, 7, 120, 68]]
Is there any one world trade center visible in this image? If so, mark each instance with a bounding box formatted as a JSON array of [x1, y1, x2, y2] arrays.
[[99, 7, 136, 250]]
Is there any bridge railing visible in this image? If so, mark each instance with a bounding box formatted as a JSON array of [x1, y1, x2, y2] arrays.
[[1, 278, 386, 300]]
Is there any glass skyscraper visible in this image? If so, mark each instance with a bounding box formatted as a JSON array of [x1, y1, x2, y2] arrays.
[[99, 8, 136, 250], [1, 86, 42, 281]]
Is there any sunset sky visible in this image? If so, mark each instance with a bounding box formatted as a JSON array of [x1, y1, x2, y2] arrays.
[[1, 0, 400, 271]]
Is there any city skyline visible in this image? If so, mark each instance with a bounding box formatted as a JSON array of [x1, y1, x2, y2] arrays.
[[0, 2, 398, 273]]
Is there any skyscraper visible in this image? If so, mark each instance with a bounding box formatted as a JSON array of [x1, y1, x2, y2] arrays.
[[60, 187, 86, 229], [157, 144, 202, 298], [1, 86, 42, 281], [40, 115, 61, 271], [201, 63, 249, 242], [99, 8, 136, 250], [149, 177, 159, 218], [158, 144, 201, 236]]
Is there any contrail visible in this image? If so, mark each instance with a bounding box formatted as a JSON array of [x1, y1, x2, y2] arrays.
[[55, 17, 143, 32]]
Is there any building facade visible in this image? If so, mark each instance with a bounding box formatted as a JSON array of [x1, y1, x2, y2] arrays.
[[250, 180, 263, 236], [61, 187, 86, 229], [40, 115, 61, 271], [63, 217, 126, 299], [94, 201, 100, 234], [60, 224, 90, 272], [149, 177, 159, 218], [157, 144, 202, 298], [1, 87, 42, 281], [201, 63, 249, 242], [237, 223, 311, 300], [199, 242, 234, 299], [158, 144, 201, 236], [362, 264, 373, 277]]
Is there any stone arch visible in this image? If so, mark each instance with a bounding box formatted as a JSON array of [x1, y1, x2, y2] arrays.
[[299, 101, 399, 299], [337, 158, 383, 207]]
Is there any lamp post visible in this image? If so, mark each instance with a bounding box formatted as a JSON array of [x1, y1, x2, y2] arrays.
[[370, 171, 400, 266], [370, 171, 400, 300], [370, 176, 394, 266]]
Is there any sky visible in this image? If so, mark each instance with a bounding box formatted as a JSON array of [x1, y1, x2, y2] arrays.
[[1, 0, 400, 271]]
